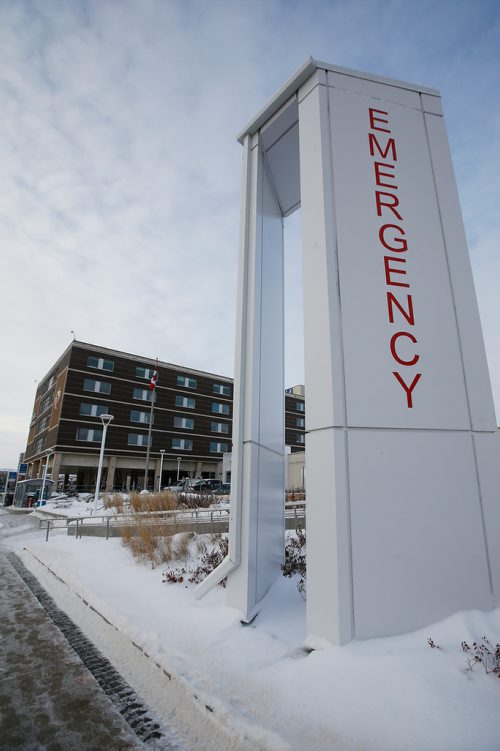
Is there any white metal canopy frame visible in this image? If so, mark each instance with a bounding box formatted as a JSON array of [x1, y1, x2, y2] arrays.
[[196, 58, 500, 645]]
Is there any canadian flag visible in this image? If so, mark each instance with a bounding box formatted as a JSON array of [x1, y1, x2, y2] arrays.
[[149, 369, 158, 391]]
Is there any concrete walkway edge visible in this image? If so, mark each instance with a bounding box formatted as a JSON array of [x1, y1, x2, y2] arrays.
[[18, 546, 290, 751]]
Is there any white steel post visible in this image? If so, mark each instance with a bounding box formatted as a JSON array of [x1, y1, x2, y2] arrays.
[[223, 131, 285, 623], [94, 414, 113, 514], [158, 449, 165, 492]]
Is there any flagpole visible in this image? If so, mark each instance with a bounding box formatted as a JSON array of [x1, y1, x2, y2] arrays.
[[143, 359, 158, 491]]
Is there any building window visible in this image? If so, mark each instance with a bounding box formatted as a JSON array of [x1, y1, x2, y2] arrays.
[[173, 416, 194, 429], [211, 402, 229, 415], [84, 378, 111, 395], [175, 395, 195, 409], [176, 375, 197, 389], [296, 434, 305, 444], [34, 436, 45, 454], [211, 421, 229, 434], [135, 366, 154, 380], [296, 401, 305, 412], [130, 410, 151, 424], [37, 415, 50, 432], [212, 383, 230, 396], [209, 441, 228, 453], [172, 437, 193, 451], [47, 374, 56, 390], [133, 387, 153, 402], [76, 427, 103, 442], [40, 393, 52, 413], [87, 355, 114, 372], [296, 417, 305, 428], [80, 403, 108, 417], [128, 433, 150, 447]]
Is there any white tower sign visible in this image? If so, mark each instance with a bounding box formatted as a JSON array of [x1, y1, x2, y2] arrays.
[[197, 59, 500, 645]]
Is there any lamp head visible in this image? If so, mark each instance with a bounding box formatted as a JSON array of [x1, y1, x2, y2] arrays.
[[100, 413, 114, 426]]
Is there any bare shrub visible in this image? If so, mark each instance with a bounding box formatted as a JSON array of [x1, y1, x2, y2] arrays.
[[173, 532, 195, 565], [129, 492, 143, 513], [427, 636, 500, 679], [188, 535, 229, 585], [126, 490, 177, 514], [142, 490, 178, 513], [120, 522, 134, 545], [104, 493, 125, 513], [120, 507, 176, 569], [163, 535, 229, 586], [282, 527, 306, 599], [462, 637, 500, 677], [154, 535, 173, 565], [125, 532, 153, 566], [135, 521, 160, 567], [286, 488, 306, 502], [427, 638, 441, 649], [121, 490, 219, 572], [177, 492, 213, 509], [196, 535, 208, 555]]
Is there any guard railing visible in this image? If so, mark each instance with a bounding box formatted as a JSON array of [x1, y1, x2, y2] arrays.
[[39, 501, 306, 541]]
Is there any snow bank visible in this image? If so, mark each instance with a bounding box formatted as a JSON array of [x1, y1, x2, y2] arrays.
[[13, 528, 500, 750]]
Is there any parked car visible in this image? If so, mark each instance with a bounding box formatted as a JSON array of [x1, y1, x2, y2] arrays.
[[189, 479, 223, 493], [168, 479, 229, 495], [168, 482, 188, 493]]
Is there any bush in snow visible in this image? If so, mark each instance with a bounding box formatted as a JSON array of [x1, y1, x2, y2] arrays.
[[427, 635, 500, 679], [104, 493, 126, 513], [65, 478, 78, 497], [128, 489, 178, 513], [285, 487, 305, 502], [120, 518, 175, 568], [281, 527, 306, 600], [163, 534, 229, 586], [462, 637, 500, 677], [177, 492, 214, 509]]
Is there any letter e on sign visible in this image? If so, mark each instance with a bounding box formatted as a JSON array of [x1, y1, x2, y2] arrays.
[[369, 108, 391, 133]]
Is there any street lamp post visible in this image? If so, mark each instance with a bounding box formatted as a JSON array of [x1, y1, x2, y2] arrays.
[[158, 449, 165, 492], [94, 414, 114, 514], [176, 456, 182, 483], [39, 450, 53, 506]]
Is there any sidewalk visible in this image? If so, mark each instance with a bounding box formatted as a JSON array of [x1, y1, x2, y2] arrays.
[[13, 540, 284, 751], [0, 551, 145, 750]]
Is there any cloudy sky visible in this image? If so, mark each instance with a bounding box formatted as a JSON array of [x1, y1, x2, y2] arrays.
[[1, 0, 499, 467]]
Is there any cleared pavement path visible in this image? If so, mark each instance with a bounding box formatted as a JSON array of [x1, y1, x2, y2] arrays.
[[0, 508, 184, 750]]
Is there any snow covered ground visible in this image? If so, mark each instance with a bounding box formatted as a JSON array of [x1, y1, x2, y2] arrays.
[[3, 505, 500, 750]]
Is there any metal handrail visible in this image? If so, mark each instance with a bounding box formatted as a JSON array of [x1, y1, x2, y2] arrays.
[[39, 502, 306, 541]]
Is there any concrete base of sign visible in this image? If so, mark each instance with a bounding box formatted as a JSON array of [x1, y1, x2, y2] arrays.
[[307, 427, 499, 644]]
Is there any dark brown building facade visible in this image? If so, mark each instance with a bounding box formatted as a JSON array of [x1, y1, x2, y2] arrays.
[[24, 341, 305, 492]]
